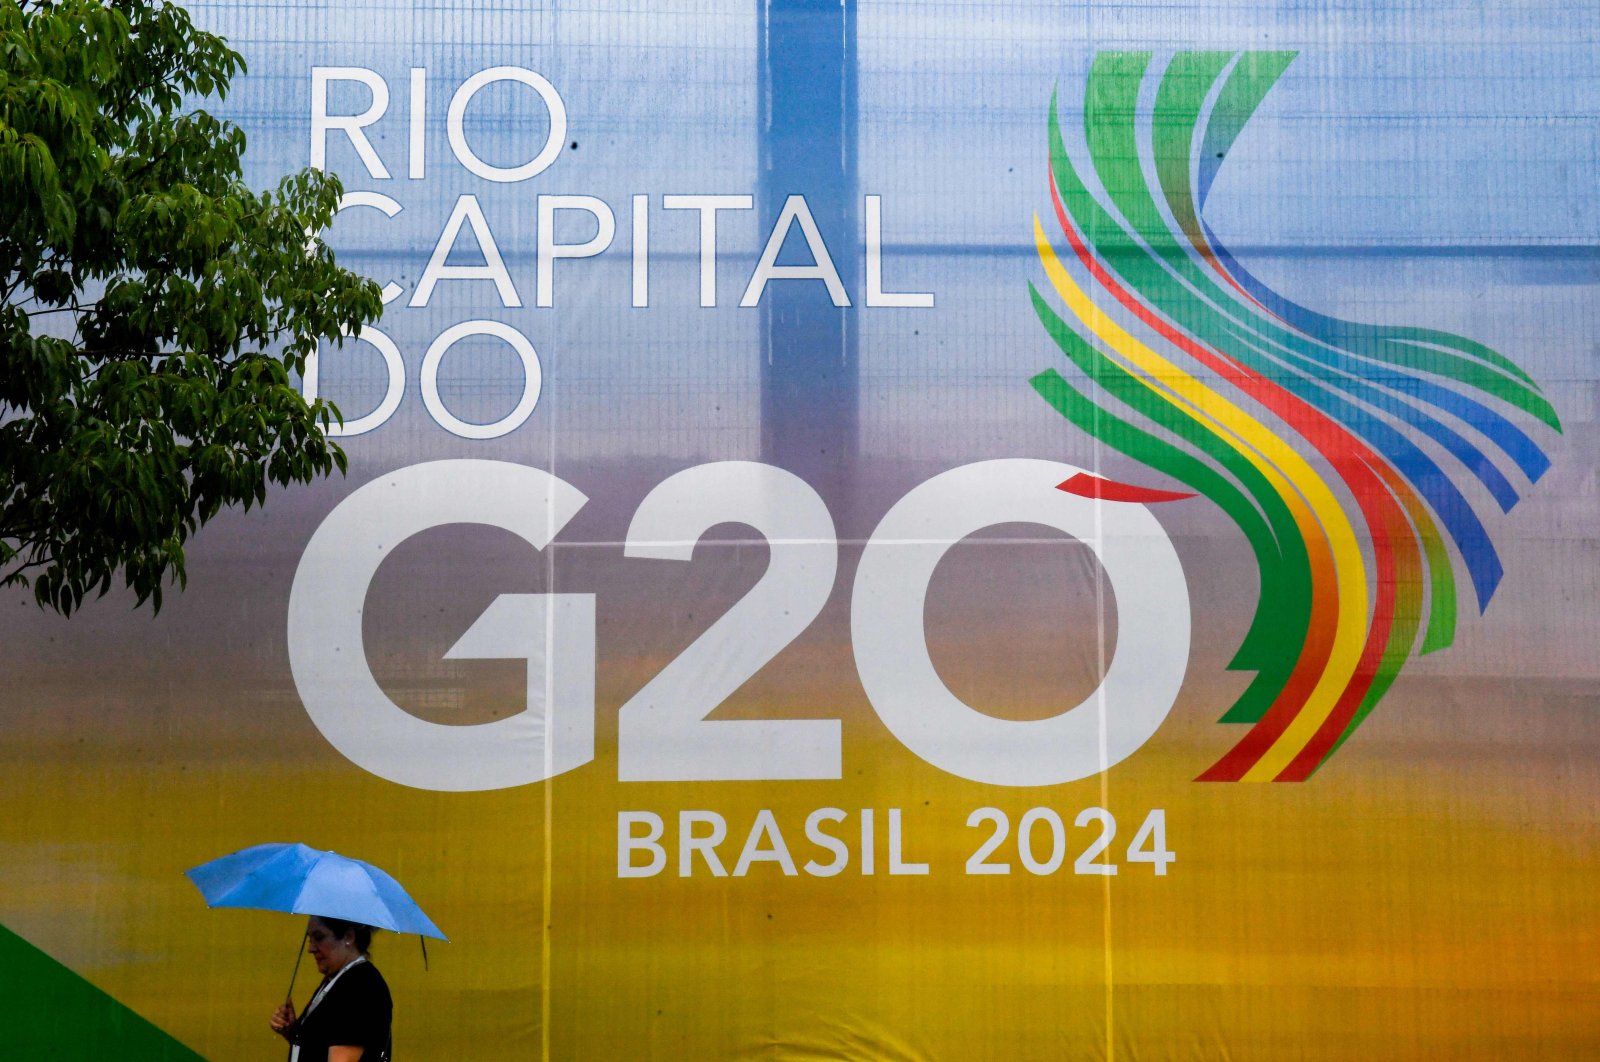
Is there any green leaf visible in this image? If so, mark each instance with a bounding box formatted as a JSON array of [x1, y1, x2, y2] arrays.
[[0, 0, 378, 615]]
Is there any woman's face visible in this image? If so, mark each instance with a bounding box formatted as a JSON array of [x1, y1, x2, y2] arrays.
[[305, 917, 357, 977]]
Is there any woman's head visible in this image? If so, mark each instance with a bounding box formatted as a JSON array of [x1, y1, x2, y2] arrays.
[[305, 916, 377, 976]]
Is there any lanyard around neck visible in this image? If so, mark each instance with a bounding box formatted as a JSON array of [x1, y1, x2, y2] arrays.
[[304, 954, 367, 1019]]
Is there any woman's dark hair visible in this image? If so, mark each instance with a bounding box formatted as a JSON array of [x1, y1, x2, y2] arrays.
[[317, 917, 377, 953]]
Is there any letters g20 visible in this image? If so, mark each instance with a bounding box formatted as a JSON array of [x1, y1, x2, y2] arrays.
[[287, 459, 1189, 791]]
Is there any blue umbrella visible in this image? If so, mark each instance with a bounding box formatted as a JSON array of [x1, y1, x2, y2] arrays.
[[186, 842, 446, 1000], [186, 843, 446, 939]]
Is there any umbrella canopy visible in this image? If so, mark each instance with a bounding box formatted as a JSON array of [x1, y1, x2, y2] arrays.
[[185, 843, 447, 941]]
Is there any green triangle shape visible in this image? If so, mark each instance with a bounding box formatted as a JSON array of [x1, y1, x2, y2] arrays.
[[0, 922, 205, 1060]]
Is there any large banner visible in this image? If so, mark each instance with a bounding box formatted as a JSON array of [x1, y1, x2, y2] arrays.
[[5, 2, 1599, 1058]]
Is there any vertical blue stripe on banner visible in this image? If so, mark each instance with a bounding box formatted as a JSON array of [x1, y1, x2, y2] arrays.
[[758, 0, 859, 485]]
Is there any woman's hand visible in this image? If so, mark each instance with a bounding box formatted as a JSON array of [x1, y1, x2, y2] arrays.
[[269, 1002, 298, 1039]]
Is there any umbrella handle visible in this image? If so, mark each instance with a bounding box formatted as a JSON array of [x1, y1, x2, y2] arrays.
[[285, 926, 309, 1006]]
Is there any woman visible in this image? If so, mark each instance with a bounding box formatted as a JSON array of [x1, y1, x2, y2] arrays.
[[270, 916, 392, 1062]]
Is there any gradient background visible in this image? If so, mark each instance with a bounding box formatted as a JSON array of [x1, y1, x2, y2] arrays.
[[2, 1, 1599, 1058]]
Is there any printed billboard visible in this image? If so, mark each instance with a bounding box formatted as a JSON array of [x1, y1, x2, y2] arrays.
[[3, 1, 1598, 1058]]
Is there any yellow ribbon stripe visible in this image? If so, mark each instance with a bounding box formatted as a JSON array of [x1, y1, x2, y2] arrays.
[[1034, 216, 1370, 779]]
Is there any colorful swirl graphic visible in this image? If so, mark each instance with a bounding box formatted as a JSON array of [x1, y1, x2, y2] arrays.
[[1028, 51, 1561, 781]]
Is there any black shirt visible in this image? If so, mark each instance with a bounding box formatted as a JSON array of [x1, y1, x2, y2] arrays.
[[291, 959, 392, 1061]]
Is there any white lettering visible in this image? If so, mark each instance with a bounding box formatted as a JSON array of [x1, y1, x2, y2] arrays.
[[303, 324, 406, 437], [310, 67, 390, 177], [888, 808, 928, 875], [663, 194, 754, 307], [286, 461, 595, 791], [679, 811, 728, 877], [537, 195, 616, 308], [631, 194, 649, 308], [411, 195, 521, 308], [447, 66, 567, 183], [865, 194, 933, 308], [741, 194, 849, 307], [332, 192, 405, 304], [420, 321, 542, 440], [802, 808, 849, 877], [617, 812, 667, 878], [408, 67, 427, 180], [860, 808, 875, 876], [732, 809, 799, 876]]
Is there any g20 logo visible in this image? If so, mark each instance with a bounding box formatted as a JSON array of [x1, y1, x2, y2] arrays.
[[287, 459, 1189, 791]]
